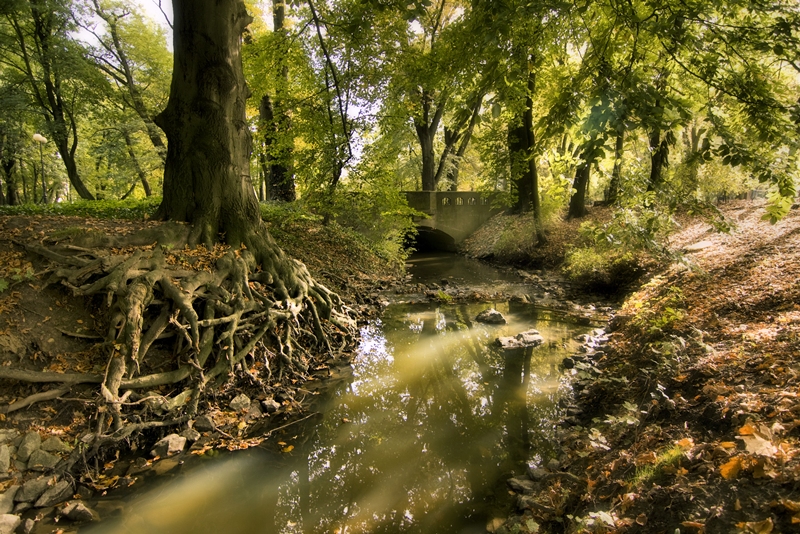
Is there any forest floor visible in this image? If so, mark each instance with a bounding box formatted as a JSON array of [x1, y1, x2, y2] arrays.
[[499, 199, 800, 534], [0, 213, 401, 530]]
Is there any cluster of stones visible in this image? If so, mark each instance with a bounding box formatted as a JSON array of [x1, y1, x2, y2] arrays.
[[0, 430, 94, 534]]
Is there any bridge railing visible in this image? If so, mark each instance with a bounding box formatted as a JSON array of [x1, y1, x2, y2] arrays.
[[404, 191, 493, 214]]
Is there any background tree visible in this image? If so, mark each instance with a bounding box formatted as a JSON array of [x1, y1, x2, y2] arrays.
[[0, 0, 99, 199]]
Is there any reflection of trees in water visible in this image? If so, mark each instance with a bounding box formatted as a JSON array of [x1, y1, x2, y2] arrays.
[[271, 304, 580, 533]]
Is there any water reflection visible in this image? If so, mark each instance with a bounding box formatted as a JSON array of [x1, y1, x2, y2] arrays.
[[86, 300, 587, 534], [274, 301, 576, 534]]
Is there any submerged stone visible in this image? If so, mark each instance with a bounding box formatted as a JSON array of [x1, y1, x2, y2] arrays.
[[496, 329, 544, 349]]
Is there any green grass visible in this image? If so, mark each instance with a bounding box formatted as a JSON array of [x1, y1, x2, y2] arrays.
[[0, 197, 161, 220]]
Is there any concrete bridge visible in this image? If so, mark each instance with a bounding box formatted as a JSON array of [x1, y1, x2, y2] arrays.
[[404, 191, 501, 251]]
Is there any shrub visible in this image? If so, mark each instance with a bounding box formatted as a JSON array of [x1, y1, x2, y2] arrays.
[[0, 197, 161, 220], [564, 246, 645, 294]]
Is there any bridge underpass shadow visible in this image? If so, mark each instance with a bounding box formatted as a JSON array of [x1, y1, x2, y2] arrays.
[[410, 227, 457, 252]]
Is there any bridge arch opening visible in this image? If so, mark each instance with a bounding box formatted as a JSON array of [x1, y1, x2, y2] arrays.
[[411, 227, 456, 252]]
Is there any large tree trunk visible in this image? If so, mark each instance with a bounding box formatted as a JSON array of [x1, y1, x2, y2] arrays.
[[154, 0, 258, 243]]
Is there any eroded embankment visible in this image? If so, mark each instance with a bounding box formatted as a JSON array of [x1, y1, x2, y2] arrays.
[[496, 200, 800, 534]]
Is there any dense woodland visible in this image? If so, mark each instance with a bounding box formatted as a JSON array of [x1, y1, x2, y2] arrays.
[[1, 0, 798, 242]]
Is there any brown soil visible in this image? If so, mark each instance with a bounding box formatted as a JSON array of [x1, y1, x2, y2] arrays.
[[0, 215, 398, 494], [499, 200, 800, 534]]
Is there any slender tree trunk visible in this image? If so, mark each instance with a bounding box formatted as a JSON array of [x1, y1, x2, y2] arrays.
[[15, 7, 95, 199], [683, 123, 701, 194], [259, 94, 294, 201], [607, 126, 625, 205], [648, 128, 668, 191], [19, 159, 29, 203], [441, 93, 483, 191], [416, 121, 437, 191], [122, 130, 152, 196], [523, 71, 544, 243], [262, 0, 296, 202], [567, 160, 590, 219]]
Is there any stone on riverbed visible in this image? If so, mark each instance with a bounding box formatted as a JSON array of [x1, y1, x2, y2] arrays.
[[495, 330, 544, 349], [229, 393, 251, 412], [0, 446, 9, 473], [16, 432, 41, 462], [476, 308, 506, 324], [34, 480, 72, 508], [60, 501, 97, 522], [0, 487, 18, 514], [27, 450, 60, 471], [151, 434, 186, 458], [16, 477, 49, 503], [0, 514, 20, 534]]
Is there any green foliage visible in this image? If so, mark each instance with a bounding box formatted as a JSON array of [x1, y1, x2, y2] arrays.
[[631, 285, 686, 335], [0, 197, 161, 219], [261, 199, 412, 270], [563, 246, 644, 294]]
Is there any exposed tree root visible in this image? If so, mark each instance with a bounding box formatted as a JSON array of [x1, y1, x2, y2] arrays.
[[11, 230, 355, 471]]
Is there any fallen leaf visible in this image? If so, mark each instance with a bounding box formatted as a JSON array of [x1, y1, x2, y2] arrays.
[[739, 423, 757, 436], [781, 499, 800, 512], [681, 520, 705, 531], [635, 451, 658, 465], [677, 438, 694, 448], [740, 434, 778, 457], [736, 518, 773, 533], [735, 498, 742, 511], [720, 456, 743, 479], [721, 441, 737, 449], [635, 514, 647, 526], [282, 445, 294, 453]]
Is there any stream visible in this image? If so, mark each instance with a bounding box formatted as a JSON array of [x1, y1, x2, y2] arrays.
[[82, 253, 593, 534]]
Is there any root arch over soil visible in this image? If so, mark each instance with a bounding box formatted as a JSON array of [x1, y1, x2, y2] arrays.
[[2, 227, 355, 469]]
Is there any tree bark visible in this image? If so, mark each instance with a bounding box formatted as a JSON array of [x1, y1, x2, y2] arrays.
[[122, 130, 152, 196], [259, 93, 295, 202], [414, 90, 446, 191], [155, 0, 257, 241], [606, 126, 625, 205], [567, 160, 590, 219]]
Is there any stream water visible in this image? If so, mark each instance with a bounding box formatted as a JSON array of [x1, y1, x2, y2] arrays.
[[82, 253, 591, 534]]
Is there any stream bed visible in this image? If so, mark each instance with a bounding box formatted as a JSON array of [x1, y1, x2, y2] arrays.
[[82, 253, 593, 534]]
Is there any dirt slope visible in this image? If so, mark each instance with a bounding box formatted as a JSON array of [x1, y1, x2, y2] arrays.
[[500, 200, 800, 534]]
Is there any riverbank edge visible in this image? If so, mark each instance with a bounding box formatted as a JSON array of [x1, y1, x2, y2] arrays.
[[492, 199, 800, 534], [0, 213, 404, 532]]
